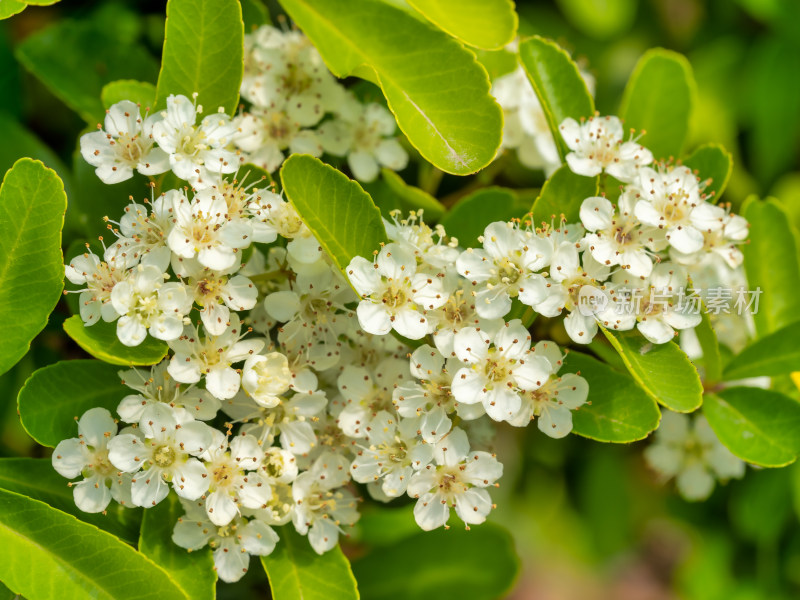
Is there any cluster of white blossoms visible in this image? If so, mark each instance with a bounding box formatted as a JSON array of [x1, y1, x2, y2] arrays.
[[81, 26, 407, 189], [66, 24, 752, 577]]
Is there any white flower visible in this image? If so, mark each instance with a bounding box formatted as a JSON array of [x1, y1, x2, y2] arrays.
[[580, 193, 662, 277], [559, 115, 653, 182], [180, 258, 258, 335], [336, 359, 409, 438], [670, 207, 748, 269], [245, 193, 322, 266], [241, 352, 293, 408], [318, 97, 408, 182], [65, 251, 126, 326], [152, 94, 241, 188], [507, 341, 589, 438], [110, 265, 192, 346], [167, 188, 253, 271], [103, 194, 174, 271], [167, 316, 265, 400], [451, 320, 552, 422], [407, 428, 502, 531], [632, 165, 726, 255], [456, 221, 550, 319], [350, 410, 433, 498], [428, 282, 504, 358], [292, 452, 360, 554], [233, 108, 323, 173], [346, 242, 447, 339], [200, 430, 271, 526], [117, 361, 220, 423], [80, 100, 169, 183], [173, 498, 279, 583], [107, 407, 214, 506], [644, 411, 745, 501], [52, 408, 132, 513]]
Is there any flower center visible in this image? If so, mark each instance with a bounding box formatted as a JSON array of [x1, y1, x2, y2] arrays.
[[152, 444, 176, 468]]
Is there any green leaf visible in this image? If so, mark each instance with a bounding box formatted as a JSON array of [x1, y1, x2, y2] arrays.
[[0, 457, 141, 544], [723, 321, 800, 380], [18, 360, 124, 448], [241, 0, 271, 32], [565, 351, 661, 443], [352, 522, 518, 600], [556, 0, 637, 40], [602, 329, 703, 412], [381, 168, 445, 221], [729, 468, 792, 544], [139, 494, 216, 600], [518, 36, 594, 161], [279, 0, 503, 175], [353, 505, 419, 547], [531, 164, 599, 226], [280, 154, 387, 278], [101, 80, 157, 110], [473, 48, 518, 81], [694, 309, 723, 384], [0, 1, 26, 20], [15, 19, 159, 123], [704, 387, 800, 467], [439, 187, 520, 247], [261, 527, 358, 600], [742, 196, 800, 337], [155, 0, 244, 115], [63, 316, 169, 367], [0, 488, 189, 600], [683, 143, 732, 202], [405, 0, 518, 50], [619, 48, 695, 160], [0, 159, 66, 377]]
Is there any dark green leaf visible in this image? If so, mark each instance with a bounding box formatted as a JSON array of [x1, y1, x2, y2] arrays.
[[683, 143, 732, 202], [261, 527, 358, 600], [155, 0, 244, 115], [602, 329, 703, 412], [724, 321, 800, 380], [518, 36, 594, 161], [352, 522, 518, 600], [381, 168, 445, 221], [63, 316, 169, 367], [139, 494, 216, 600], [565, 351, 661, 443], [0, 159, 66, 376], [241, 0, 271, 32], [531, 164, 599, 226], [0, 457, 141, 544], [694, 309, 723, 384], [0, 488, 189, 600], [619, 49, 695, 160], [742, 196, 800, 337], [101, 80, 157, 110], [279, 0, 503, 175], [18, 360, 124, 448], [440, 187, 520, 247]]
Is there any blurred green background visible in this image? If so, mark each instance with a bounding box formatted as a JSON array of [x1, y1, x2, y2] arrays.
[[2, 1, 800, 599]]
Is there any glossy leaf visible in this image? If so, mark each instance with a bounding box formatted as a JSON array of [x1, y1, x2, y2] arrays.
[[261, 527, 358, 600], [279, 0, 503, 175], [619, 49, 695, 160], [15, 19, 159, 123], [18, 360, 124, 448], [101, 79, 157, 110], [139, 494, 216, 600], [440, 187, 521, 247], [280, 154, 387, 278], [0, 488, 189, 600], [155, 0, 244, 115], [0, 159, 66, 377], [531, 164, 599, 225], [518, 36, 594, 161], [565, 351, 661, 443], [704, 387, 800, 467], [723, 320, 800, 380], [603, 329, 703, 412], [405, 0, 518, 50], [683, 143, 732, 202], [381, 168, 445, 221], [742, 196, 800, 337], [0, 1, 26, 20], [694, 309, 723, 384], [63, 315, 168, 367], [352, 522, 518, 600], [0, 457, 141, 544]]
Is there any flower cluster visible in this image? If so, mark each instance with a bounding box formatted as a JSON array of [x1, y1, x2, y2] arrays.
[[67, 26, 751, 580]]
